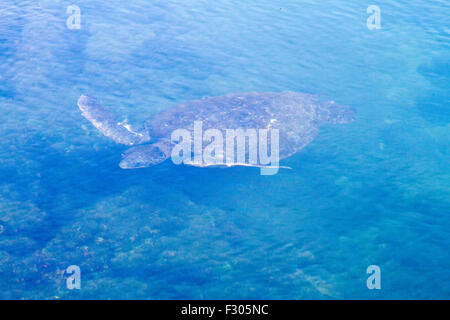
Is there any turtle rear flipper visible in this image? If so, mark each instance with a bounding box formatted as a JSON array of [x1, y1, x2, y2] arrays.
[[78, 95, 150, 146], [119, 139, 173, 169]]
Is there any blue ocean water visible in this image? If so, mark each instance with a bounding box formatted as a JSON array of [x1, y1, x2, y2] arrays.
[[0, 0, 449, 299]]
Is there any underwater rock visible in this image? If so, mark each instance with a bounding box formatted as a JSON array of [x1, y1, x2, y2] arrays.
[[0, 197, 46, 234]]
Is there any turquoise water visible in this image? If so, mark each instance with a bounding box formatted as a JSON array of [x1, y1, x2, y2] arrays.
[[0, 0, 449, 299]]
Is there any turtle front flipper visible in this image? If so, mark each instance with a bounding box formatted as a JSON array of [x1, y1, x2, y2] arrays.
[[119, 139, 173, 169], [78, 95, 150, 146]]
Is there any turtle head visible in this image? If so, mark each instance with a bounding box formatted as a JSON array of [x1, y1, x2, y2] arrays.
[[319, 100, 356, 125], [119, 141, 171, 169]]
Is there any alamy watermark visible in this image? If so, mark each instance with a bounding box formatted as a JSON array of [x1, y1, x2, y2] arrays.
[[367, 5, 381, 30], [66, 265, 81, 290], [65, 5, 381, 31], [66, 5, 81, 30], [170, 121, 282, 175], [366, 265, 381, 290]]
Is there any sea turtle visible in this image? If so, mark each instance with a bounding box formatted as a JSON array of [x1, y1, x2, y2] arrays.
[[77, 92, 355, 172]]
